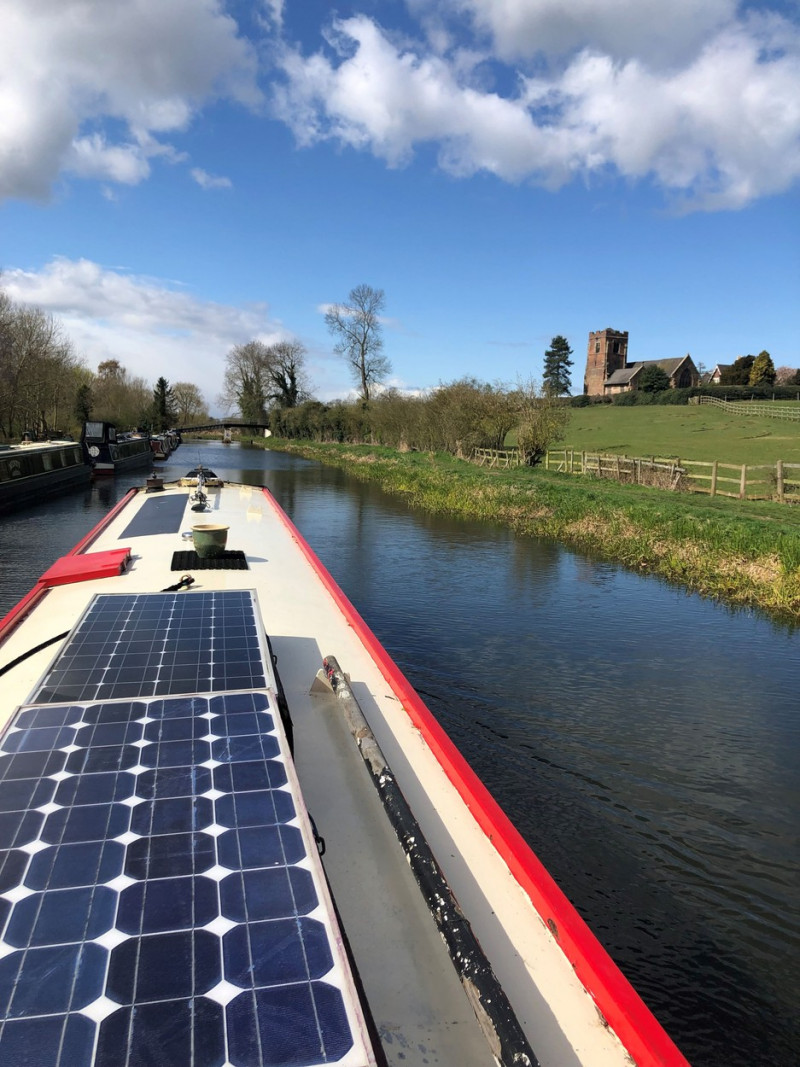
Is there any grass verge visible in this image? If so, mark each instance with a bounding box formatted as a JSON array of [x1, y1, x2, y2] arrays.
[[249, 437, 800, 623]]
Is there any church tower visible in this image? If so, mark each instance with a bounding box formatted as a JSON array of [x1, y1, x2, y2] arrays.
[[584, 328, 629, 396]]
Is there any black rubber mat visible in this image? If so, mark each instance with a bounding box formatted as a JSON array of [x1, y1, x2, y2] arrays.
[[170, 550, 249, 570]]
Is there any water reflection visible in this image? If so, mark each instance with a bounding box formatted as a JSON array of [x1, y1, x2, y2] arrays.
[[0, 441, 797, 1066]]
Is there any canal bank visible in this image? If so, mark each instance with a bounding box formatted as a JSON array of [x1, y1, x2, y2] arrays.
[[248, 437, 800, 622]]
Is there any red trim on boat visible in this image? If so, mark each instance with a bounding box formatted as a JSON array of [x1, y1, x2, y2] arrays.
[[0, 586, 49, 645], [68, 488, 137, 555], [262, 487, 690, 1067]]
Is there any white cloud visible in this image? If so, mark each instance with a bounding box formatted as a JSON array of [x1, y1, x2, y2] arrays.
[[191, 168, 233, 190], [3, 258, 286, 406], [0, 0, 260, 201], [68, 135, 152, 185], [273, 8, 800, 209], [437, 0, 736, 66]]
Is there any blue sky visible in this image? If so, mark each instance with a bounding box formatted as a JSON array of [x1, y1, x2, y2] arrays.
[[1, 0, 798, 412]]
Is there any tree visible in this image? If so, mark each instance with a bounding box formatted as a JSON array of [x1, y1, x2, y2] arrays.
[[514, 379, 570, 465], [74, 383, 93, 424], [151, 376, 177, 432], [0, 290, 85, 438], [221, 341, 271, 422], [325, 284, 391, 401], [266, 341, 311, 408], [638, 364, 671, 393], [723, 355, 755, 385], [172, 382, 207, 424], [542, 336, 573, 396], [93, 360, 151, 427], [775, 366, 799, 385], [749, 350, 776, 386]]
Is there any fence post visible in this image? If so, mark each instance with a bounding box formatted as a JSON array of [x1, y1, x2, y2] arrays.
[[581, 451, 585, 475], [777, 460, 784, 503], [710, 460, 718, 496], [740, 464, 747, 499], [545, 451, 549, 471], [569, 449, 574, 473]]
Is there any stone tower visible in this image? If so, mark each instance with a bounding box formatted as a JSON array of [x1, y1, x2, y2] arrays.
[[584, 328, 629, 396]]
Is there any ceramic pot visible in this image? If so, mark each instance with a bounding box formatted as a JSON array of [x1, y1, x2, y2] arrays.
[[191, 523, 229, 558]]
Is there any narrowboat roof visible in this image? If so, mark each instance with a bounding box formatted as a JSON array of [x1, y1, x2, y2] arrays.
[[0, 475, 689, 1067]]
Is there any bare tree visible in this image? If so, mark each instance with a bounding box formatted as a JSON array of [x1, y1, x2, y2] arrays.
[[93, 360, 151, 428], [325, 284, 391, 401], [776, 365, 800, 385], [172, 381, 208, 424], [0, 297, 84, 437], [513, 379, 570, 465]]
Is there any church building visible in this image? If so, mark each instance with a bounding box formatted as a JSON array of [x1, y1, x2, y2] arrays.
[[584, 328, 699, 397]]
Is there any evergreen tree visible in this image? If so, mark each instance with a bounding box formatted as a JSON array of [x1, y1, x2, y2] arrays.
[[638, 365, 671, 393], [74, 383, 93, 423], [749, 350, 776, 386], [542, 336, 573, 396], [726, 355, 755, 384], [151, 376, 177, 432]]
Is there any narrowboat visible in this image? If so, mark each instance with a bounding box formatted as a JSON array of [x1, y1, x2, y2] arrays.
[[150, 434, 172, 460], [0, 469, 690, 1067], [81, 422, 153, 475], [0, 438, 91, 513]]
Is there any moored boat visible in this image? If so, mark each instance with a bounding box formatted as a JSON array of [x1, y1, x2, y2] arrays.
[[0, 469, 690, 1067], [150, 434, 172, 460], [81, 421, 153, 475], [0, 438, 91, 513]]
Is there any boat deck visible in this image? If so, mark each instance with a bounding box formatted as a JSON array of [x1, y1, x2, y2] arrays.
[[0, 479, 673, 1067]]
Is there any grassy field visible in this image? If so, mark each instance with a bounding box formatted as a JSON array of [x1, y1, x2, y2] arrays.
[[559, 404, 800, 465], [252, 437, 800, 622]]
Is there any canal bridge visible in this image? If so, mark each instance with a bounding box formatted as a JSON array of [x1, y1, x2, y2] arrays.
[[176, 421, 271, 434]]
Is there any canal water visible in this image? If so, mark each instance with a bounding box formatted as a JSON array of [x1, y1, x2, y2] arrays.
[[0, 441, 797, 1067]]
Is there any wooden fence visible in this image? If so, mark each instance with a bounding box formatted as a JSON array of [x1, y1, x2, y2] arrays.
[[545, 450, 685, 489], [697, 396, 800, 421], [544, 449, 800, 503], [473, 448, 524, 468]]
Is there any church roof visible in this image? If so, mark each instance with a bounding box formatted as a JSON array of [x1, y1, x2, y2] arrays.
[[605, 367, 639, 385], [604, 356, 695, 386]]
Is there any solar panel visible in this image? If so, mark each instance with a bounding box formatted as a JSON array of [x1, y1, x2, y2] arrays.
[[0, 591, 374, 1066], [119, 495, 188, 538], [33, 592, 267, 704]]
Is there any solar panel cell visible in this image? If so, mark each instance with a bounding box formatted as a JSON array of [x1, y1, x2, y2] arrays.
[[116, 875, 218, 935], [220, 866, 318, 923], [26, 839, 124, 890], [0, 943, 106, 1018], [96, 997, 225, 1067]]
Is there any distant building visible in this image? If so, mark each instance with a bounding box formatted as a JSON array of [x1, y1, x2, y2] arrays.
[[584, 328, 700, 396], [707, 364, 732, 384]]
